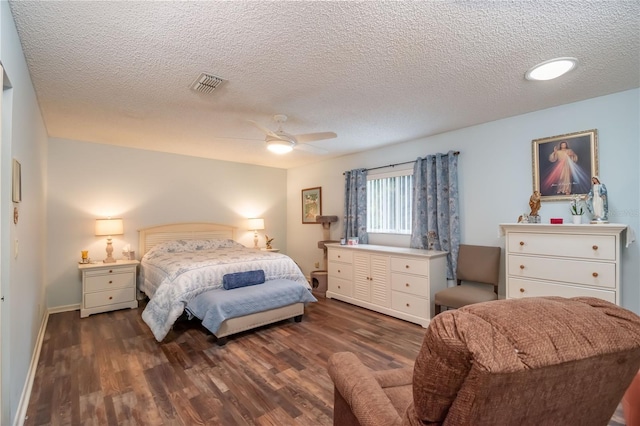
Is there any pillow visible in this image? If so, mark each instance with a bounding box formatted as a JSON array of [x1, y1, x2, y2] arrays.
[[223, 270, 266, 290]]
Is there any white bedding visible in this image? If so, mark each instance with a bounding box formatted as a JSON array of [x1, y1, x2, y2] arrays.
[[139, 239, 308, 341]]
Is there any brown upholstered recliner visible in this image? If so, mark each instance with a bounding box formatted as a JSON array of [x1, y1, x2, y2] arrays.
[[328, 297, 640, 426], [434, 244, 500, 315]]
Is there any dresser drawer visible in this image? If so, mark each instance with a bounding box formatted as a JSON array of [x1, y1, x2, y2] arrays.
[[85, 272, 135, 293], [508, 254, 615, 289], [328, 276, 353, 297], [84, 265, 137, 277], [328, 261, 353, 280], [328, 249, 353, 264], [507, 277, 616, 304], [391, 273, 429, 297], [390, 257, 428, 276], [508, 233, 615, 261], [84, 287, 136, 309], [391, 291, 429, 318]]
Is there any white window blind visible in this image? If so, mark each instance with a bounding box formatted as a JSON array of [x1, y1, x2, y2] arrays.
[[366, 168, 413, 234]]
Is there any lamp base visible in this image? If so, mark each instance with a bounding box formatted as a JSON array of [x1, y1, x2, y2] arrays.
[[103, 238, 117, 263]]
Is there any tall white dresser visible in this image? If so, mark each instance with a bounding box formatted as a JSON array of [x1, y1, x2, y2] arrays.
[[325, 243, 448, 327], [500, 223, 628, 305]]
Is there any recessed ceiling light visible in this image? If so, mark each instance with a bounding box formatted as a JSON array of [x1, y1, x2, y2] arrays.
[[525, 57, 578, 81]]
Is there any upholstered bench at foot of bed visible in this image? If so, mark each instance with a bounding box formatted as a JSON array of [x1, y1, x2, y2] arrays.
[[186, 278, 317, 345]]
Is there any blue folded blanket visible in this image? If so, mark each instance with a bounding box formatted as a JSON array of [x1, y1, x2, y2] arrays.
[[223, 270, 265, 290]]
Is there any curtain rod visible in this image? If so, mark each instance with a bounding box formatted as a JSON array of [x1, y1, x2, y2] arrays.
[[344, 151, 460, 175]]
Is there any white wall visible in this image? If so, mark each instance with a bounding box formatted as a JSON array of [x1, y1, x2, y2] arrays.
[[286, 89, 640, 313], [1, 2, 49, 424], [47, 138, 287, 309]]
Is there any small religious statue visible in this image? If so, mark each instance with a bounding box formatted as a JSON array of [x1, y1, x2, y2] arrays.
[[265, 235, 274, 250], [586, 176, 608, 223], [529, 191, 541, 217]]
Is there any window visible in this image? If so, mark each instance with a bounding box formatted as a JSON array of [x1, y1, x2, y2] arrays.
[[366, 169, 413, 234]]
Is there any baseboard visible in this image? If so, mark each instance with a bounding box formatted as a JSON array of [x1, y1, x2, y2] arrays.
[[47, 303, 80, 314], [13, 309, 49, 426]]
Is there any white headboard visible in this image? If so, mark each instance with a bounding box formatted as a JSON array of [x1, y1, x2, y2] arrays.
[[138, 222, 237, 257]]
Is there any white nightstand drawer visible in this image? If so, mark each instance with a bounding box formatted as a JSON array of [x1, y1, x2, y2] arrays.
[[328, 262, 353, 280], [84, 265, 137, 277], [85, 273, 134, 293], [391, 273, 429, 297], [507, 233, 615, 261], [328, 249, 353, 264], [84, 287, 136, 309], [508, 254, 615, 289], [390, 257, 428, 276], [391, 291, 429, 317], [328, 276, 353, 297], [507, 277, 616, 303]]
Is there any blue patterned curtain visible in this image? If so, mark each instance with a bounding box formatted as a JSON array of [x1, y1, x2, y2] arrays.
[[343, 169, 368, 243], [410, 151, 460, 279]]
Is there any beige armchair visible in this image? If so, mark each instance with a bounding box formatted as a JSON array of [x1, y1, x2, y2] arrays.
[[434, 244, 501, 315], [329, 297, 640, 426]]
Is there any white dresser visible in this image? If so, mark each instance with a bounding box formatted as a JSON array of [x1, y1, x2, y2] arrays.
[[500, 223, 627, 305], [326, 243, 447, 327], [78, 260, 140, 317]]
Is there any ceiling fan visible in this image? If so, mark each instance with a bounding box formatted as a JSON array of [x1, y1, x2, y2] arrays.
[[249, 114, 337, 154]]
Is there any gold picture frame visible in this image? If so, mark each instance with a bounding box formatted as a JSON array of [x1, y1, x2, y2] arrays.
[[532, 129, 598, 201], [12, 159, 21, 203], [301, 187, 322, 224]]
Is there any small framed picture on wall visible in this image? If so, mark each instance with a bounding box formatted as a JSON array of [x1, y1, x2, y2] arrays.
[[301, 187, 322, 224], [532, 129, 598, 201]]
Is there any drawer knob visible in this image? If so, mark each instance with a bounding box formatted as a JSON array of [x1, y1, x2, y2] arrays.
[[337, 255, 341, 258], [338, 269, 341, 273], [592, 245, 598, 250], [109, 280, 113, 284], [519, 241, 525, 246], [405, 283, 410, 287], [338, 285, 341, 289], [519, 265, 525, 270], [108, 296, 113, 300], [520, 288, 525, 293], [592, 272, 599, 278], [108, 270, 113, 273], [405, 265, 410, 269], [406, 303, 410, 307]]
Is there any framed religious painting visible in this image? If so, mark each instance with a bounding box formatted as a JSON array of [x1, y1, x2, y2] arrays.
[[532, 129, 598, 201], [301, 187, 322, 224]]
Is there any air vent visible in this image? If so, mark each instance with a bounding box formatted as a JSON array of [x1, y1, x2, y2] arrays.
[[190, 72, 225, 94]]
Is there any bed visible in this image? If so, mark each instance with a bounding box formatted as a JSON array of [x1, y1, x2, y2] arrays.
[[137, 222, 315, 342]]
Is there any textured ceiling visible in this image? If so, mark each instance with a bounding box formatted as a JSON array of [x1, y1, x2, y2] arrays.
[[8, 1, 640, 169]]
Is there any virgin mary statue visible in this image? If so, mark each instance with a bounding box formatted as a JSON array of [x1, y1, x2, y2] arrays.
[[586, 176, 608, 223]]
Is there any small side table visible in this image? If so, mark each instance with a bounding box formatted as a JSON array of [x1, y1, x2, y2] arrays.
[[260, 248, 280, 253], [78, 259, 139, 318]]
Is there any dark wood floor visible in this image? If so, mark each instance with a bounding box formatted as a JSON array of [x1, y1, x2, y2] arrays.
[[25, 297, 425, 425], [25, 297, 627, 425]]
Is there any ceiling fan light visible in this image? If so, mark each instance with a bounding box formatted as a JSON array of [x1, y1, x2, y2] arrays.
[[266, 139, 293, 154], [525, 57, 578, 81]]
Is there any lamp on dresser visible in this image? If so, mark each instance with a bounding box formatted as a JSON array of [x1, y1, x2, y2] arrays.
[[247, 218, 265, 249], [95, 218, 124, 263]]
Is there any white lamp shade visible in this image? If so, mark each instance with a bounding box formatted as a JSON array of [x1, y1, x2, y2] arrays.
[[247, 218, 265, 231], [95, 218, 124, 236]]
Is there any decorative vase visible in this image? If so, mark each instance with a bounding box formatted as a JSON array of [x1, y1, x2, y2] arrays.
[[572, 215, 582, 224]]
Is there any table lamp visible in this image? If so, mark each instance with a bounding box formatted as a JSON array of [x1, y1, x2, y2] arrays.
[[95, 218, 124, 263], [247, 218, 264, 249]]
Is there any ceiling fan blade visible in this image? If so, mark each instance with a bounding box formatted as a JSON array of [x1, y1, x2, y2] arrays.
[[295, 143, 329, 155], [247, 120, 280, 139], [295, 132, 337, 144]]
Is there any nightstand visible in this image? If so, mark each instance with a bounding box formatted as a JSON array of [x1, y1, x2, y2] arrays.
[[260, 248, 280, 253], [78, 260, 139, 318]]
